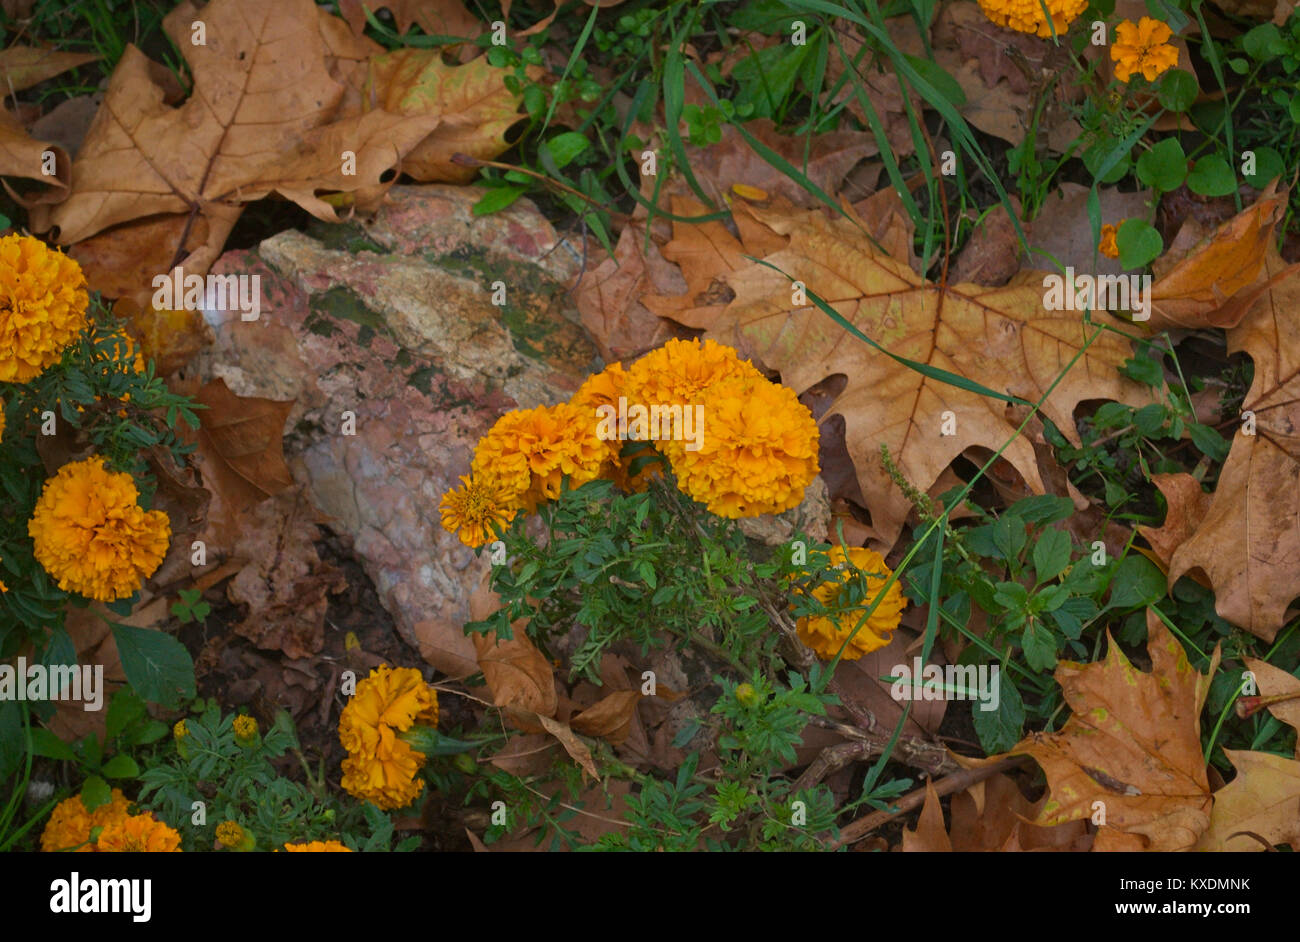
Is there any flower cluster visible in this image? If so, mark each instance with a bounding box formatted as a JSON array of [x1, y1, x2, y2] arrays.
[[283, 840, 352, 852], [661, 366, 820, 518], [439, 338, 820, 544], [976, 0, 1087, 38], [27, 455, 171, 602], [1111, 17, 1179, 83], [0, 234, 89, 383], [794, 546, 907, 661], [339, 665, 440, 810], [40, 789, 180, 852]]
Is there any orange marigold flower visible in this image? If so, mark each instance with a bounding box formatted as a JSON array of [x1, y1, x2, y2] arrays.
[[667, 370, 819, 518], [624, 338, 763, 412], [0, 234, 89, 383], [338, 665, 438, 811], [470, 402, 606, 509], [1098, 224, 1120, 259], [28, 456, 171, 602], [570, 361, 659, 491], [1111, 17, 1179, 83], [794, 546, 907, 661], [283, 840, 352, 852], [95, 814, 182, 852], [40, 789, 132, 852], [976, 0, 1087, 38], [439, 472, 521, 548]]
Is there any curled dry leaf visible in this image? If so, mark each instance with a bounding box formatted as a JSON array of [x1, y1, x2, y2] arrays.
[[0, 108, 70, 205], [1009, 611, 1220, 851], [183, 377, 296, 553], [1149, 189, 1288, 329], [648, 196, 1153, 547], [472, 627, 558, 719], [1167, 246, 1300, 640], [536, 713, 599, 780], [570, 690, 642, 745]]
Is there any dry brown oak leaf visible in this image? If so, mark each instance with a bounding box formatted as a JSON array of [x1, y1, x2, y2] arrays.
[[648, 198, 1153, 547], [1009, 611, 1220, 851], [1166, 246, 1300, 641], [42, 0, 446, 245], [1194, 748, 1300, 851]]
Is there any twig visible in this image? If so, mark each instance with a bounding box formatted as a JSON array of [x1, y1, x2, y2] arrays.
[[830, 755, 1029, 849]]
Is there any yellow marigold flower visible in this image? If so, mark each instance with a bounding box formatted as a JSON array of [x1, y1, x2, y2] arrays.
[[0, 395, 5, 443], [1111, 17, 1179, 83], [794, 546, 907, 661], [439, 472, 521, 548], [173, 719, 188, 739], [570, 361, 658, 491], [215, 820, 245, 847], [976, 0, 1086, 37], [232, 714, 258, 745], [40, 789, 132, 852], [27, 455, 171, 602], [624, 338, 763, 413], [283, 840, 352, 852], [95, 814, 182, 852], [0, 234, 89, 383], [1098, 223, 1120, 259], [667, 371, 819, 518], [471, 402, 606, 510], [338, 665, 439, 811]]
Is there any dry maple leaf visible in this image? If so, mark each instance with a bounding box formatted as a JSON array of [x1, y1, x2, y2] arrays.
[[1166, 246, 1300, 641], [41, 0, 449, 248], [364, 49, 525, 185], [649, 198, 1153, 546], [1194, 749, 1300, 851], [1009, 611, 1220, 851]]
